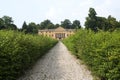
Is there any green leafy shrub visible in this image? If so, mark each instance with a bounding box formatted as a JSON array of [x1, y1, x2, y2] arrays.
[[0, 30, 57, 80], [63, 29, 120, 80]]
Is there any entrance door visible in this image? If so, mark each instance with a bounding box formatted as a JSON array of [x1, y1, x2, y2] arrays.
[[55, 33, 65, 39]]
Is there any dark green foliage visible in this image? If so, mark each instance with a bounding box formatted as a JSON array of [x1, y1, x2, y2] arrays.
[[54, 24, 60, 28], [2, 16, 13, 25], [21, 22, 38, 34], [107, 15, 119, 31], [0, 16, 17, 30], [39, 19, 55, 29], [72, 20, 81, 29], [85, 8, 120, 32], [0, 30, 57, 80], [22, 21, 28, 31], [27, 22, 38, 34], [63, 29, 120, 80], [38, 19, 81, 29], [85, 8, 97, 31], [61, 19, 72, 29], [0, 18, 5, 29]]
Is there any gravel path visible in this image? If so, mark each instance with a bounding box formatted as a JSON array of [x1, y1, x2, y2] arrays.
[[18, 41, 93, 80]]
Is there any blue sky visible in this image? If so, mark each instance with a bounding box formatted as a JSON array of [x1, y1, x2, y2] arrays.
[[0, 0, 120, 28]]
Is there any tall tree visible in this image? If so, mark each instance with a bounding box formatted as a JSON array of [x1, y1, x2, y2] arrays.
[[22, 21, 28, 33], [85, 8, 97, 31], [27, 22, 38, 34], [72, 20, 81, 29], [117, 21, 120, 28], [39, 20, 54, 29], [54, 24, 60, 28], [61, 19, 72, 29], [2, 16, 13, 25], [96, 17, 107, 31], [107, 15, 118, 31], [0, 18, 5, 29], [10, 24, 17, 30], [1, 16, 17, 30]]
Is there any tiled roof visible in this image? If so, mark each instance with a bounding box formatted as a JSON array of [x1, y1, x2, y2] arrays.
[[39, 27, 75, 32]]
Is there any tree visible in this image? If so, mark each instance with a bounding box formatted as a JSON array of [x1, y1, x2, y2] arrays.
[[39, 20, 55, 29], [117, 21, 120, 28], [47, 23, 55, 29], [22, 21, 27, 29], [21, 22, 38, 34], [0, 16, 17, 30], [0, 18, 5, 30], [96, 17, 107, 31], [10, 24, 17, 30], [22, 21, 28, 33], [85, 8, 97, 31], [54, 24, 60, 28], [2, 16, 13, 25], [72, 20, 81, 29], [107, 15, 118, 31], [27, 22, 38, 34], [61, 19, 72, 29]]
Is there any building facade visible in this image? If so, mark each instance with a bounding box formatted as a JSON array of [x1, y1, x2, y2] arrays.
[[38, 27, 75, 40]]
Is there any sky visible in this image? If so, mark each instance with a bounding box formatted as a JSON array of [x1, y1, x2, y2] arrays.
[[0, 0, 120, 28]]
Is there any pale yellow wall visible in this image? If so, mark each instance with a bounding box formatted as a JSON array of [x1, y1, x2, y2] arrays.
[[38, 28, 75, 39]]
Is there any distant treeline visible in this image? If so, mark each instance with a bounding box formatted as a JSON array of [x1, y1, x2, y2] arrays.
[[0, 7, 120, 34], [85, 8, 120, 32]]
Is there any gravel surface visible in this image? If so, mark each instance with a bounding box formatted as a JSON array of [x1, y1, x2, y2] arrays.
[[18, 41, 93, 80]]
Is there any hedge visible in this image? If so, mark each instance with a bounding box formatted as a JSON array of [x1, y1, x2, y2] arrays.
[[0, 30, 57, 80], [63, 29, 120, 80]]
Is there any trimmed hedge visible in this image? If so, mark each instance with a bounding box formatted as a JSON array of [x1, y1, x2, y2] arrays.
[[0, 30, 57, 80], [63, 29, 120, 80]]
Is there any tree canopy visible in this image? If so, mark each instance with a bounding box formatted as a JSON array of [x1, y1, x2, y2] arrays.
[[85, 8, 98, 31], [85, 8, 120, 32], [61, 19, 72, 29], [72, 20, 81, 29], [39, 20, 55, 29], [1, 9, 120, 33], [0, 16, 17, 30], [21, 22, 38, 34]]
